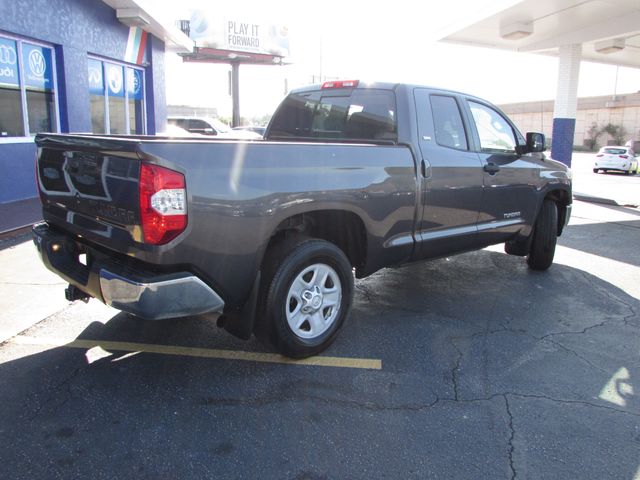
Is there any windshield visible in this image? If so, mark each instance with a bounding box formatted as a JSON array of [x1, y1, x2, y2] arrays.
[[208, 118, 231, 133]]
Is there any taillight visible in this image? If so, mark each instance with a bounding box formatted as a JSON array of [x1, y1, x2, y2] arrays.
[[619, 155, 628, 159], [321, 80, 359, 89], [139, 163, 187, 245]]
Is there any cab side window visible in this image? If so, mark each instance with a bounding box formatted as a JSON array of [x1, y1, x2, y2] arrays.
[[430, 95, 468, 151], [469, 101, 517, 153]]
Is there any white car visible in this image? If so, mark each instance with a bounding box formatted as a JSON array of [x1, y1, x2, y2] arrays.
[[167, 116, 262, 140], [593, 146, 637, 175]]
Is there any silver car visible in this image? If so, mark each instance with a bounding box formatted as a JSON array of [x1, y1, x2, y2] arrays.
[[593, 146, 637, 175]]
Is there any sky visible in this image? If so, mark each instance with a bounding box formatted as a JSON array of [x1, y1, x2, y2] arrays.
[[159, 0, 640, 119]]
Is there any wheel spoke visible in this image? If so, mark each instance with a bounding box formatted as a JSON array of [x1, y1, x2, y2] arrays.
[[294, 275, 311, 293], [314, 264, 331, 288], [287, 294, 301, 316], [322, 289, 341, 308], [295, 313, 308, 331], [308, 310, 326, 336]]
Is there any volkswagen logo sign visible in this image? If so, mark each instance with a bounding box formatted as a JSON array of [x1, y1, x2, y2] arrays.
[[28, 49, 46, 77], [128, 70, 141, 95], [108, 66, 122, 94], [0, 44, 17, 65]]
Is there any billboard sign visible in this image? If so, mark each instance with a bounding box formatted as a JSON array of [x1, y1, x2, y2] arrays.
[[189, 11, 289, 58]]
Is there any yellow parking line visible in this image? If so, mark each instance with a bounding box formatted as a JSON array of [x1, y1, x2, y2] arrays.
[[10, 335, 382, 370]]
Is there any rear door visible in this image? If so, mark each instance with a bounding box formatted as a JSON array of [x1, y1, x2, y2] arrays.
[[414, 89, 484, 259]]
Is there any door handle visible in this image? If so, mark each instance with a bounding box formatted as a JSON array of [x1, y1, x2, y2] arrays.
[[421, 159, 431, 178], [483, 163, 500, 175]]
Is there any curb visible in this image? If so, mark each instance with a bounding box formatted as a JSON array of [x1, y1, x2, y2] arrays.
[[573, 193, 638, 208]]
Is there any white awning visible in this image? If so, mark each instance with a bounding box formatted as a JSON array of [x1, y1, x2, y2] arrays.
[[439, 0, 640, 68], [102, 0, 194, 53]]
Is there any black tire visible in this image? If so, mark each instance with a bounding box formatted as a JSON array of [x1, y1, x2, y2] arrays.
[[527, 200, 558, 271], [593, 168, 599, 173], [257, 234, 354, 358]]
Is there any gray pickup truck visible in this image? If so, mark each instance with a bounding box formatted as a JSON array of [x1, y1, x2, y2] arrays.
[[33, 81, 572, 358]]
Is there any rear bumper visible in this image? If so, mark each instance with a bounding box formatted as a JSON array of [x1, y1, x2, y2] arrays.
[[32, 222, 224, 320]]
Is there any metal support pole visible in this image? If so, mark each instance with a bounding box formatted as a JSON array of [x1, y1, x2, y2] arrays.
[[551, 44, 581, 167], [231, 62, 240, 127]]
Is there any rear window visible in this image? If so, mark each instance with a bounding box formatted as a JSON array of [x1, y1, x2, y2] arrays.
[[603, 148, 627, 155], [269, 89, 397, 143]]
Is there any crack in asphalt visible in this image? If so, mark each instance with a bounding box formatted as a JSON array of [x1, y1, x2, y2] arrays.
[[449, 338, 462, 402], [25, 365, 83, 421], [542, 338, 609, 374], [198, 390, 640, 418], [504, 395, 517, 480]]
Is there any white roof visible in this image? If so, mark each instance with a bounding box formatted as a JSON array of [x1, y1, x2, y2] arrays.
[[440, 0, 640, 68]]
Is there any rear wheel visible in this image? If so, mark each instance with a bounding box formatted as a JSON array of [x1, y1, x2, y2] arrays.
[[527, 200, 558, 271], [257, 235, 354, 358]]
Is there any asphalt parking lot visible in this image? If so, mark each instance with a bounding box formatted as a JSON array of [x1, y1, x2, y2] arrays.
[[0, 153, 638, 479]]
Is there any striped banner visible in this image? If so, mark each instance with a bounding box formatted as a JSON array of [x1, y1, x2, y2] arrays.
[[124, 26, 148, 65]]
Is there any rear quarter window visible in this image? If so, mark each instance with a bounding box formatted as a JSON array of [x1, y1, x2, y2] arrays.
[[269, 89, 397, 143]]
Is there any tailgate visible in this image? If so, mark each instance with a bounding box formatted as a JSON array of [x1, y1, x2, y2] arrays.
[[36, 134, 144, 251]]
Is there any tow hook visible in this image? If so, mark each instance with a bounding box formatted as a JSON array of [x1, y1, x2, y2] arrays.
[[65, 284, 90, 303]]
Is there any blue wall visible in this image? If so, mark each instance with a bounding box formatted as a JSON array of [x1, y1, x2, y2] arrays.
[[0, 143, 37, 203], [0, 0, 166, 203]]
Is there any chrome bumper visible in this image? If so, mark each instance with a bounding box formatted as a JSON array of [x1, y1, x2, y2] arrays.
[[33, 222, 225, 321], [100, 269, 225, 320]]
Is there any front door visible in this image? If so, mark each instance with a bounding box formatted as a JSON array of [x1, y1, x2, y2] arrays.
[[465, 100, 540, 246]]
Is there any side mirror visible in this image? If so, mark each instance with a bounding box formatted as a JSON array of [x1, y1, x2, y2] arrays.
[[203, 128, 216, 135], [526, 132, 545, 153]]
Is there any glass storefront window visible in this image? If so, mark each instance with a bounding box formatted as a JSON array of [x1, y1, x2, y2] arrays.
[[0, 36, 57, 137], [0, 87, 24, 137], [88, 58, 105, 133], [127, 68, 144, 134], [88, 58, 145, 135], [26, 90, 55, 133]]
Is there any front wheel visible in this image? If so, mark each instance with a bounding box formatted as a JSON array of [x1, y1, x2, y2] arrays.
[[257, 235, 354, 358], [593, 168, 599, 173], [527, 200, 558, 271]]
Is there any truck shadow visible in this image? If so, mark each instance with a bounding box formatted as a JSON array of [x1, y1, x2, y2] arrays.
[[0, 249, 638, 479]]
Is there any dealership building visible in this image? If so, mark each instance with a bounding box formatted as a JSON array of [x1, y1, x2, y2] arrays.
[[0, 0, 192, 208]]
